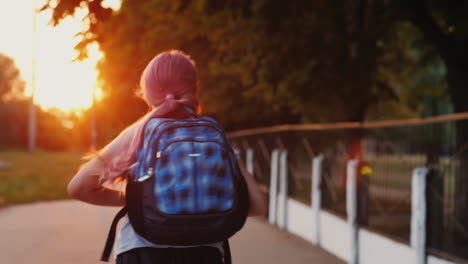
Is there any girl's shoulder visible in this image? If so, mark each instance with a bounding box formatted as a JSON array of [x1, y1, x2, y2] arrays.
[[101, 120, 143, 158]]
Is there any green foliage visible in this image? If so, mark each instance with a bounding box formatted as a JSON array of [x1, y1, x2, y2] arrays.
[[368, 21, 450, 120], [396, 0, 468, 112], [45, 0, 403, 137], [0, 55, 28, 149], [0, 101, 28, 148], [0, 53, 24, 101], [0, 100, 78, 151], [0, 53, 75, 151], [44, 0, 468, 145]]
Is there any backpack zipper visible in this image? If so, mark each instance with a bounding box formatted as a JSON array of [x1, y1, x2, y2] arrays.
[[192, 141, 198, 212], [146, 121, 225, 169], [136, 120, 220, 181]]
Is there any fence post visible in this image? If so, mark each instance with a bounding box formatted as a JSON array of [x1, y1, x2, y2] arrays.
[[346, 160, 359, 264], [411, 167, 429, 264], [277, 150, 288, 230], [269, 149, 280, 225], [426, 168, 443, 251], [246, 148, 254, 175], [312, 154, 324, 246]]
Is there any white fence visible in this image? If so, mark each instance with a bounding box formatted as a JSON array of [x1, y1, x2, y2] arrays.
[[247, 148, 460, 264]]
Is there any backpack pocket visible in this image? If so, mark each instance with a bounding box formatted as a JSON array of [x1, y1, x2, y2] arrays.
[[154, 141, 234, 215]]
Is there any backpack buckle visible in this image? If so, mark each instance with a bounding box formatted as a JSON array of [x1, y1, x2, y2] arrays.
[[138, 167, 154, 182]]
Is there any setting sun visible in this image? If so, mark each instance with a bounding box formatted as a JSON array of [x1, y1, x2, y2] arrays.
[[0, 0, 119, 113]]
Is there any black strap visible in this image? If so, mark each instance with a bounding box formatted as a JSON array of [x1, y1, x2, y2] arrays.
[[223, 240, 232, 264], [100, 206, 128, 262]]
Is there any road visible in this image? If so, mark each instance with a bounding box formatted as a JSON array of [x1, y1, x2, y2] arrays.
[[0, 200, 344, 264]]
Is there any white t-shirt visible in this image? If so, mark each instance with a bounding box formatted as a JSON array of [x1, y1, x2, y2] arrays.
[[114, 214, 224, 257]]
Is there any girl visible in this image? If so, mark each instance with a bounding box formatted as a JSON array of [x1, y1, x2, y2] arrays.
[[67, 50, 267, 264]]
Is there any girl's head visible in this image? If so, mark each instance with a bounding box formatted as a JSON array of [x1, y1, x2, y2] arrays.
[[139, 50, 199, 110], [101, 50, 200, 184]]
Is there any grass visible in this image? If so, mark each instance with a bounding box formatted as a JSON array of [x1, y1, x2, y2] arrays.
[[0, 149, 84, 208]]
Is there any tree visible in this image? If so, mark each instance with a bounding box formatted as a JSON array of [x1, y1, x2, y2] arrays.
[[0, 53, 26, 148], [0, 53, 24, 101], [392, 0, 468, 252], [0, 53, 73, 150], [368, 21, 450, 120], [43, 0, 403, 135], [397, 1, 468, 114]]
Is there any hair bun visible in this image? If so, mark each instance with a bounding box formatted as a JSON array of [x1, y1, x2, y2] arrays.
[[165, 94, 176, 100]]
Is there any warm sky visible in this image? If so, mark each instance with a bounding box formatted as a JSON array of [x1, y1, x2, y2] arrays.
[[0, 0, 120, 112]]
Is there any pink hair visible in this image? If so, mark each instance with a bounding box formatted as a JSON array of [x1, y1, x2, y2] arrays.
[[101, 50, 200, 184]]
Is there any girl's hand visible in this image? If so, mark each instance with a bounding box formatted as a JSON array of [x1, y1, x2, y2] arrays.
[[237, 159, 268, 216]]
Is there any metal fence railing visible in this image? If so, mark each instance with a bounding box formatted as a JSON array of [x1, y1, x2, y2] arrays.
[[228, 112, 468, 262]]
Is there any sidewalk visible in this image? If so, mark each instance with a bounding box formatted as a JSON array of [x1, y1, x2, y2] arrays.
[[231, 215, 345, 264], [0, 200, 344, 264]]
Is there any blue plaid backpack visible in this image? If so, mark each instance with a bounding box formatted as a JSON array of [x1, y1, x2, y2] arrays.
[[101, 106, 249, 262]]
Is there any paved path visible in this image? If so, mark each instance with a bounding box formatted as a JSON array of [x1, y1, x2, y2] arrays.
[[0, 200, 344, 264]]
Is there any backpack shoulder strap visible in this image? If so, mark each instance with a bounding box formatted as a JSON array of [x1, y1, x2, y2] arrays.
[[101, 206, 128, 262], [182, 105, 201, 118], [223, 240, 232, 264]]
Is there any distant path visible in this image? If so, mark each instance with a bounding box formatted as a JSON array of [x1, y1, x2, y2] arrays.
[[0, 200, 344, 264]]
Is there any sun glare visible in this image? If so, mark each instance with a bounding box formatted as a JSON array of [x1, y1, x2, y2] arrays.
[[0, 0, 120, 114]]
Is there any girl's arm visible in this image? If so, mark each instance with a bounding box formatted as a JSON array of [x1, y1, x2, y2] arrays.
[[67, 157, 125, 206], [238, 159, 268, 216], [67, 122, 140, 206]]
